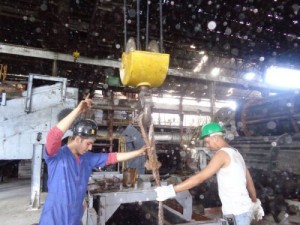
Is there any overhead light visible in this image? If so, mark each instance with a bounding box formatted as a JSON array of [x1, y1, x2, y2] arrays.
[[244, 72, 256, 80], [226, 88, 233, 96], [265, 66, 300, 88], [193, 55, 208, 72], [202, 55, 208, 62], [207, 21, 217, 30], [166, 90, 176, 93], [211, 67, 220, 76], [190, 44, 196, 49]]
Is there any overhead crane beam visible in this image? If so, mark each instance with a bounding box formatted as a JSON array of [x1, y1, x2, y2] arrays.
[[0, 42, 272, 90]]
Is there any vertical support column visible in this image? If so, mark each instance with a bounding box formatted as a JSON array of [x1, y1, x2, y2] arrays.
[[30, 143, 43, 209], [1, 91, 6, 106], [97, 195, 120, 225], [179, 96, 184, 145], [82, 193, 97, 225], [52, 59, 58, 76], [209, 81, 216, 118], [123, 0, 127, 48], [136, 0, 140, 50], [98, 196, 106, 225], [108, 91, 114, 153], [25, 74, 34, 113], [199, 149, 208, 170]]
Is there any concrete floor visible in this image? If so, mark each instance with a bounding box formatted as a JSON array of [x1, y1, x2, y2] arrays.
[[0, 178, 299, 225], [0, 178, 44, 225]]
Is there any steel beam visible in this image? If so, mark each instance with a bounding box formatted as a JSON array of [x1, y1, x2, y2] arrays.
[[0, 42, 119, 68], [93, 101, 212, 115], [167, 68, 270, 90], [0, 43, 272, 90]]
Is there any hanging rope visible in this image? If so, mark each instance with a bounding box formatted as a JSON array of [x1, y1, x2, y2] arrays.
[[138, 114, 164, 225]]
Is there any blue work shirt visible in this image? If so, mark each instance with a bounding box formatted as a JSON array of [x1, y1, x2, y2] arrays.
[[39, 144, 109, 225]]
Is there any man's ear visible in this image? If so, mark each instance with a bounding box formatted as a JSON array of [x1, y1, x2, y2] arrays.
[[213, 135, 222, 142], [74, 136, 81, 143]]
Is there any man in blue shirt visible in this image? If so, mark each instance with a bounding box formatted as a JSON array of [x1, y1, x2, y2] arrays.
[[39, 97, 146, 225]]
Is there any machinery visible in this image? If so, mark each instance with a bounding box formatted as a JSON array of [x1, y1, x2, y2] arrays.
[[0, 74, 78, 209], [235, 92, 300, 137], [83, 172, 238, 225]]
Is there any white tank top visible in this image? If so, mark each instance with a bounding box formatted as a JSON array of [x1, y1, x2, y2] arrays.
[[216, 147, 253, 215]]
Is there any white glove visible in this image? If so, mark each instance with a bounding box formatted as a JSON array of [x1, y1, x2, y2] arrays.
[[154, 184, 176, 201], [252, 199, 265, 221]]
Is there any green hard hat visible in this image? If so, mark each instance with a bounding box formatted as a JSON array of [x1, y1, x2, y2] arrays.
[[200, 122, 224, 139]]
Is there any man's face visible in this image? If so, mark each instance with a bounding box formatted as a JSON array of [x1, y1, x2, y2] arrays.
[[77, 137, 95, 155], [203, 136, 211, 148], [203, 136, 218, 151]]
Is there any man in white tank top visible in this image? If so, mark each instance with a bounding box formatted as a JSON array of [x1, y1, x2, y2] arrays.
[[155, 122, 264, 225]]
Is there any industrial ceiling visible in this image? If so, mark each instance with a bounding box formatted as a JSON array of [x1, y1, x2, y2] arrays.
[[0, 0, 299, 102]]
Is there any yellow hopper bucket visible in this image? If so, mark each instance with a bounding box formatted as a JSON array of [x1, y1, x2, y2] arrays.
[[120, 50, 170, 87]]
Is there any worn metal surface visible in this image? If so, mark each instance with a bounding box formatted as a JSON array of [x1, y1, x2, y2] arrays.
[[0, 74, 78, 159], [30, 143, 43, 209], [88, 172, 193, 225], [91, 189, 195, 225]]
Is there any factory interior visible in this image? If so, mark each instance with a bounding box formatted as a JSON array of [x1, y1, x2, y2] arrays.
[[0, 0, 300, 224]]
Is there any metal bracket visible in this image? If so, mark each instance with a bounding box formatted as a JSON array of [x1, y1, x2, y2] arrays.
[[25, 74, 68, 113]]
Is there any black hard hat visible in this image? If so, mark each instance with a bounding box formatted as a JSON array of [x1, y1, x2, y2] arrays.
[[72, 119, 98, 138]]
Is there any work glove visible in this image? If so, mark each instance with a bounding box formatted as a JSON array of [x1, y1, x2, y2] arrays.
[[154, 184, 176, 201], [252, 199, 265, 221]]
